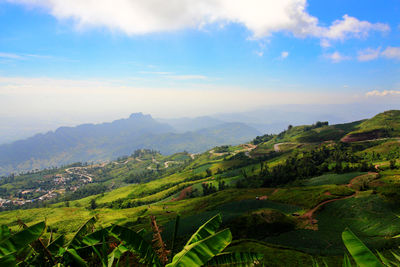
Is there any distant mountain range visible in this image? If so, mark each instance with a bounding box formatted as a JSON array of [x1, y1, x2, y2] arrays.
[[0, 113, 260, 175]]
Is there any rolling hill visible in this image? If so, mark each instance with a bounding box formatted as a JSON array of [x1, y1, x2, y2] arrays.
[[341, 110, 400, 142], [1, 110, 400, 266]]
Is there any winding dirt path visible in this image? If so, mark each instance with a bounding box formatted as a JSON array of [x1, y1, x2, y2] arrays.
[[273, 143, 283, 152], [300, 193, 356, 221], [273, 142, 298, 152], [299, 172, 378, 224]]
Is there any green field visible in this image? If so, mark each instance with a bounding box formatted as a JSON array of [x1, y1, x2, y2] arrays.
[[304, 172, 365, 186]]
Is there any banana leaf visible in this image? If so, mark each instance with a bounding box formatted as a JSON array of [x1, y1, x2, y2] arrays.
[[206, 252, 263, 266], [47, 234, 66, 254], [167, 228, 232, 267], [63, 247, 88, 267], [107, 244, 128, 267], [68, 216, 97, 248], [0, 254, 15, 266], [185, 213, 222, 246], [342, 253, 352, 267], [376, 251, 396, 266], [81, 227, 112, 247], [342, 228, 383, 267], [110, 224, 161, 266], [0, 221, 45, 257]]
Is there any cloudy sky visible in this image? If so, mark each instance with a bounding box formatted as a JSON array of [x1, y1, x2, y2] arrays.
[[0, 0, 399, 129]]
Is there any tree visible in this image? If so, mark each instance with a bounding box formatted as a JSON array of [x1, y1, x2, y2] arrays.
[[89, 198, 97, 210]]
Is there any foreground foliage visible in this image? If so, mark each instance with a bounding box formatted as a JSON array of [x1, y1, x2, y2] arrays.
[[0, 214, 262, 266]]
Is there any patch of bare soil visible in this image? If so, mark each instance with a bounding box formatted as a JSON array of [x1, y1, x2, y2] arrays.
[[171, 186, 192, 201]]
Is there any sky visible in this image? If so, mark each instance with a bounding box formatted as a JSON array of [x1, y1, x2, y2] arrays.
[[0, 0, 400, 140]]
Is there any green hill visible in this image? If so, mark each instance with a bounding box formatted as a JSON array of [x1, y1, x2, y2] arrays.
[[342, 110, 400, 142], [1, 110, 400, 265]]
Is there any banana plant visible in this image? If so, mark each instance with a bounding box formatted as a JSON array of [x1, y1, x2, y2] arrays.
[[166, 213, 263, 267], [342, 228, 383, 267], [0, 221, 46, 265], [341, 228, 400, 267], [1, 213, 263, 266]]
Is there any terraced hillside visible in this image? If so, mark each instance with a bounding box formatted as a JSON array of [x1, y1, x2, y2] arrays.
[[1, 110, 400, 266]]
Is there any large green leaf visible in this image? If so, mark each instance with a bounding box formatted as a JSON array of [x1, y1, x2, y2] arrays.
[[376, 251, 395, 266], [167, 228, 232, 267], [110, 224, 161, 266], [206, 252, 263, 266], [342, 228, 383, 267], [186, 213, 222, 246], [68, 216, 97, 248], [342, 253, 352, 267], [47, 234, 66, 254], [63, 248, 88, 267], [81, 227, 111, 247], [0, 254, 16, 266], [107, 244, 128, 267], [0, 221, 45, 257]]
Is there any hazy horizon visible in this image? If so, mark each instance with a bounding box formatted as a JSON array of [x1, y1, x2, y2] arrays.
[[1, 102, 399, 145], [1, 0, 399, 142]]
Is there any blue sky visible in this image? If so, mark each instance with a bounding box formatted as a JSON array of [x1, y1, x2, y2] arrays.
[[0, 0, 399, 123]]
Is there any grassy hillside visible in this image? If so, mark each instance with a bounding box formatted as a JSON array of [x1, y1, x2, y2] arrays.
[[342, 110, 400, 142], [1, 110, 400, 265]]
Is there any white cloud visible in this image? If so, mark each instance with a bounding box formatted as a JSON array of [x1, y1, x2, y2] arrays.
[[355, 46, 400, 62], [280, 51, 289, 59], [321, 15, 389, 41], [320, 39, 331, 48], [366, 90, 400, 97], [324, 51, 350, 63], [8, 0, 389, 43], [381, 47, 400, 60], [0, 52, 24, 59], [0, 52, 74, 63], [357, 47, 380, 62]]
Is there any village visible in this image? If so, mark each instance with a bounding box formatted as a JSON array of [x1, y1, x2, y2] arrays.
[[0, 166, 94, 208]]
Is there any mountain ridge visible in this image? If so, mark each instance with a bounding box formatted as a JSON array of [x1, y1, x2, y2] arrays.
[[0, 113, 260, 175]]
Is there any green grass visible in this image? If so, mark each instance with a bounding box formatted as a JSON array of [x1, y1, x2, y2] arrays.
[[265, 194, 400, 255], [343, 110, 400, 140], [268, 185, 354, 209], [303, 172, 365, 186], [161, 199, 301, 242]]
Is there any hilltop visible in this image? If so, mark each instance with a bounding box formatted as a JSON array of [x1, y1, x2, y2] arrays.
[[341, 110, 400, 142], [1, 110, 400, 265]]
